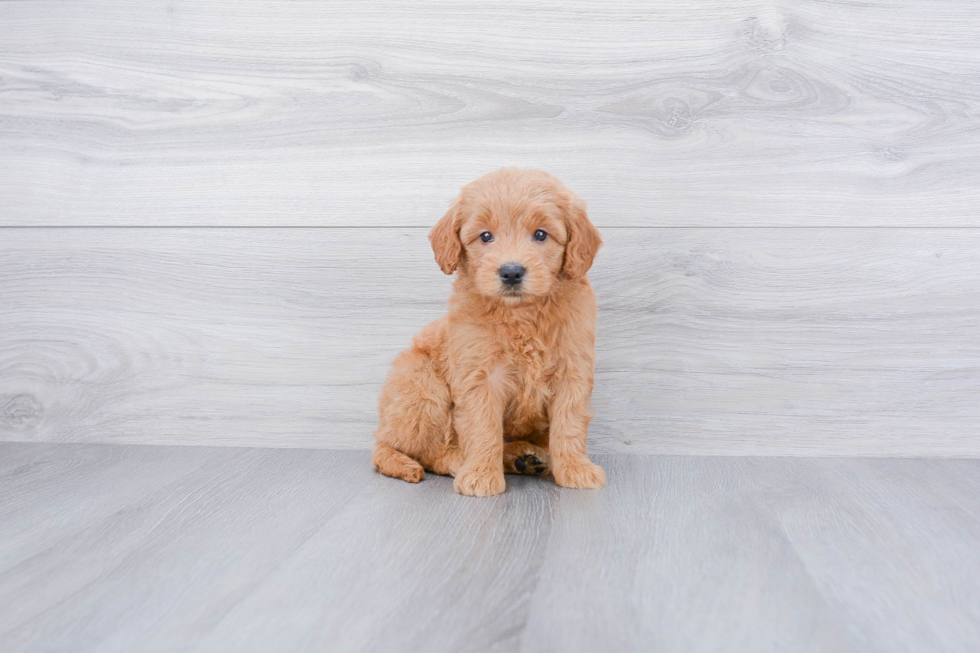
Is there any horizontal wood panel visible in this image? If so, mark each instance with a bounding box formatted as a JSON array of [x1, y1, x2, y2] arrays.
[[2, 0, 980, 226], [2, 228, 978, 455]]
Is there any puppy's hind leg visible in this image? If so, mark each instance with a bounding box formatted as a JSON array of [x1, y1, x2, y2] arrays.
[[372, 444, 425, 483], [503, 441, 550, 476], [374, 335, 456, 482]]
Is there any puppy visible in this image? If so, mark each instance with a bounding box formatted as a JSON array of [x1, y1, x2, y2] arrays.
[[372, 168, 605, 497]]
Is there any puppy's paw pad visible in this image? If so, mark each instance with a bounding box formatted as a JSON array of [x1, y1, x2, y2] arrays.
[[503, 441, 551, 476], [554, 460, 606, 489], [454, 468, 506, 497], [514, 453, 549, 476]]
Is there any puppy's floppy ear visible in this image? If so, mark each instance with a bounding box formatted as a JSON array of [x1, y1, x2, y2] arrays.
[[561, 197, 602, 279], [429, 200, 462, 275]]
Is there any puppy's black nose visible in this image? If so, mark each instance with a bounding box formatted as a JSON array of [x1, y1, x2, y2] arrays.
[[499, 263, 526, 286]]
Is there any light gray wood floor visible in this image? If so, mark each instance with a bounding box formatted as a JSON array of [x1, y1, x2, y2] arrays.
[[2, 442, 979, 653]]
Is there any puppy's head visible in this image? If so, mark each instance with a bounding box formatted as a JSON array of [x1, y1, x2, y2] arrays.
[[429, 168, 601, 303]]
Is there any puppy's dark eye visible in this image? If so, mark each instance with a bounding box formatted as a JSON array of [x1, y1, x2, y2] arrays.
[[533, 229, 547, 242], [480, 231, 494, 243]]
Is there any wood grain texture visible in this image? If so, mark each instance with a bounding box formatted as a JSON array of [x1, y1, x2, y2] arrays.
[[2, 443, 979, 652], [2, 228, 978, 455], [2, 0, 979, 226], [0, 444, 240, 574]]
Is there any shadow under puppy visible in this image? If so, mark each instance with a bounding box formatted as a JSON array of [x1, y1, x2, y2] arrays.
[[373, 168, 605, 497]]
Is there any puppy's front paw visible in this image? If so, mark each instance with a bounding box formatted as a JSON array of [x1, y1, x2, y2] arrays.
[[454, 466, 506, 497], [553, 457, 606, 489]]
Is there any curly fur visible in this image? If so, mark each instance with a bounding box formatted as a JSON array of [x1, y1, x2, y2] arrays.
[[373, 167, 605, 496]]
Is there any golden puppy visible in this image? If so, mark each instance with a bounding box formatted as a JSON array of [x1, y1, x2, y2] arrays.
[[372, 168, 605, 497]]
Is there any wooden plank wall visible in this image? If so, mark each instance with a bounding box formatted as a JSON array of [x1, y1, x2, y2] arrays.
[[2, 0, 979, 455]]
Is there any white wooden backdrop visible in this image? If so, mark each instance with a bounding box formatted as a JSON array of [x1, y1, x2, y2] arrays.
[[2, 0, 979, 454]]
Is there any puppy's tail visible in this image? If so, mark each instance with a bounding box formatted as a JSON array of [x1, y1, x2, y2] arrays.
[[372, 443, 425, 483]]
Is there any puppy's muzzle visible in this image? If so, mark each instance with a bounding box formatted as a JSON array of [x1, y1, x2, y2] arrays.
[[498, 263, 526, 287]]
